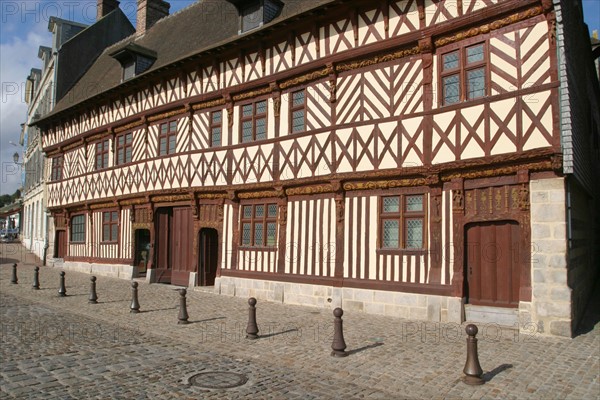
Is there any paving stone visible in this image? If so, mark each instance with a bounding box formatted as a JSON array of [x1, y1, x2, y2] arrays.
[[1, 251, 599, 399]]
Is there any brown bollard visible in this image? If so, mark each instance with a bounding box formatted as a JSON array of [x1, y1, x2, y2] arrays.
[[463, 324, 485, 385], [58, 271, 67, 297], [11, 263, 18, 284], [32, 267, 40, 290], [246, 297, 259, 339], [331, 307, 348, 357], [130, 281, 140, 313], [89, 276, 98, 304], [177, 288, 189, 324]]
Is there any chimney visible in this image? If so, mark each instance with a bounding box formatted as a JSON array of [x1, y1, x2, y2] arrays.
[[97, 0, 119, 20], [137, 0, 170, 36]]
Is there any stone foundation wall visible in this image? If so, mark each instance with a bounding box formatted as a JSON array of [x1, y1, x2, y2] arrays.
[[214, 276, 463, 323], [60, 261, 135, 279], [529, 177, 571, 337]]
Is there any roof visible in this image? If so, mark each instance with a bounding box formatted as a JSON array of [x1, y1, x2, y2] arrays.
[[38, 0, 335, 124]]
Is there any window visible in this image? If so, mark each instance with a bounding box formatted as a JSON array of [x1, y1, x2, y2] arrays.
[[380, 194, 425, 250], [238, 0, 282, 34], [50, 155, 63, 181], [102, 211, 119, 242], [440, 43, 487, 106], [290, 90, 306, 133], [70, 214, 86, 243], [116, 132, 132, 165], [95, 140, 109, 170], [240, 100, 267, 143], [210, 111, 222, 147], [240, 203, 278, 247], [159, 120, 177, 155], [241, 1, 261, 33]]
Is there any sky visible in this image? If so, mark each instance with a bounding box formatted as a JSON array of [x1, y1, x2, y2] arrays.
[[1, 0, 599, 196]]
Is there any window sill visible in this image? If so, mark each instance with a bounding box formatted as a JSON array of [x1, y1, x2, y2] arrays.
[[376, 248, 428, 256], [238, 246, 277, 252]]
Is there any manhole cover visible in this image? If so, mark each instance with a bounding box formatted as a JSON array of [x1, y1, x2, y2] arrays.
[[188, 371, 248, 389]]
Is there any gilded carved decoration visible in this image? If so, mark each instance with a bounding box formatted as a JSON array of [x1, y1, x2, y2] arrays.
[[518, 184, 530, 210], [465, 184, 530, 217], [147, 107, 186, 122], [273, 96, 281, 117], [198, 193, 228, 199], [115, 119, 144, 134], [435, 6, 544, 47], [279, 204, 287, 227], [227, 107, 234, 128], [343, 178, 427, 191], [89, 202, 117, 210], [452, 189, 464, 211], [87, 131, 111, 144], [336, 46, 420, 73], [238, 190, 283, 199], [441, 160, 557, 182], [232, 87, 271, 102], [286, 184, 333, 196], [120, 198, 148, 206], [192, 98, 226, 111], [329, 79, 337, 103], [280, 65, 334, 89], [152, 194, 190, 202]]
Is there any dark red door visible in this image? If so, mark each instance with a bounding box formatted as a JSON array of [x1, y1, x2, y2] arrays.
[[54, 230, 66, 258], [464, 221, 520, 308], [171, 207, 194, 286], [154, 208, 172, 283]]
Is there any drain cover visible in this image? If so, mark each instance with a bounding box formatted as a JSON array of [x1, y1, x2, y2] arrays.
[[188, 371, 248, 389]]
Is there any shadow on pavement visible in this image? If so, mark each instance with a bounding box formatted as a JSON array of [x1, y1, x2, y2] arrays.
[[187, 316, 227, 324], [346, 342, 384, 356], [483, 363, 513, 382]]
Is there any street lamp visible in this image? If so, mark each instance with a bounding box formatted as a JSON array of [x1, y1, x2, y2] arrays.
[[13, 152, 20, 164]]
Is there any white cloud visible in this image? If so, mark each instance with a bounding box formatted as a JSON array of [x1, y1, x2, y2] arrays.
[[0, 20, 50, 195]]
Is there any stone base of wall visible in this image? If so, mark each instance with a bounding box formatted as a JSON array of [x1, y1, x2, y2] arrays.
[[61, 261, 135, 279], [22, 238, 46, 261], [214, 276, 463, 323]]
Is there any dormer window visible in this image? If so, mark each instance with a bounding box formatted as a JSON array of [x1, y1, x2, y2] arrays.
[[227, 0, 283, 34], [242, 2, 261, 32], [110, 43, 157, 81]]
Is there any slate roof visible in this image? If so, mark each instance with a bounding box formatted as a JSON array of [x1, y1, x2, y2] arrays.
[[41, 0, 335, 123]]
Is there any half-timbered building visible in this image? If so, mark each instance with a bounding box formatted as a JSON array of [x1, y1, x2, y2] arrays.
[[34, 0, 600, 336]]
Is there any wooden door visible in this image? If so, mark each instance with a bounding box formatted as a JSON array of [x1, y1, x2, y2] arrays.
[[154, 208, 172, 283], [464, 221, 520, 308], [54, 230, 66, 258], [199, 228, 218, 286], [171, 207, 194, 286]]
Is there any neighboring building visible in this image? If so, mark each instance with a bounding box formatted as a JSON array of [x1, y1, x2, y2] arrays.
[[34, 0, 599, 337], [0, 202, 22, 240], [20, 3, 135, 263]]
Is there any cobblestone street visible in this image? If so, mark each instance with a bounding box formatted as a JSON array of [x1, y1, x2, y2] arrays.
[[1, 244, 599, 399]]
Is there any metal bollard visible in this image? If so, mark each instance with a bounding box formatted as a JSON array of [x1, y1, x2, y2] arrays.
[[11, 263, 18, 284], [32, 267, 40, 290], [463, 324, 485, 385], [331, 307, 348, 357], [246, 297, 259, 339], [89, 276, 98, 304], [58, 271, 67, 297], [130, 281, 140, 313], [177, 288, 189, 324]]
